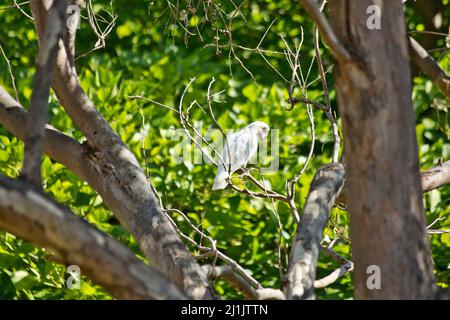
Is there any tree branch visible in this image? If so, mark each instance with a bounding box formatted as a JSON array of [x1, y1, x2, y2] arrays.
[[65, 0, 82, 67], [336, 160, 450, 209], [21, 0, 68, 187], [421, 160, 450, 192], [314, 261, 353, 288], [284, 162, 345, 299], [163, 207, 262, 290], [313, 25, 341, 163], [0, 86, 95, 183], [297, 0, 351, 62], [203, 265, 285, 300], [29, 1, 213, 299], [409, 37, 450, 100], [0, 174, 186, 300]]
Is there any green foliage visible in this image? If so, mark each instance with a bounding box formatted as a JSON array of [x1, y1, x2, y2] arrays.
[[0, 0, 448, 299]]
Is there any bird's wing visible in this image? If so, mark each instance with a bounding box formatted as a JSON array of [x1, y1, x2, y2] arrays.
[[220, 127, 257, 173], [213, 126, 258, 190]]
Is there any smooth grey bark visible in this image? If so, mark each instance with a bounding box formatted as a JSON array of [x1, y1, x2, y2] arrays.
[[203, 265, 285, 300], [421, 160, 450, 192], [25, 0, 215, 299], [0, 174, 186, 299], [409, 37, 450, 100], [283, 163, 345, 299], [21, 0, 68, 187]]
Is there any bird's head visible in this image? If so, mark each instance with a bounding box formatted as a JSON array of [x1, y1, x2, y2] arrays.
[[249, 121, 270, 140]]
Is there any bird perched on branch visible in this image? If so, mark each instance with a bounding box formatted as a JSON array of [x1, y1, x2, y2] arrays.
[[212, 121, 270, 190]]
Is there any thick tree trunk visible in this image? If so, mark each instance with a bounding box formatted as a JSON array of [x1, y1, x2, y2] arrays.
[[328, 0, 435, 299]]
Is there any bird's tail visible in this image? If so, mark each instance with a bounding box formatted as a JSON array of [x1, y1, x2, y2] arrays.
[[212, 170, 229, 190]]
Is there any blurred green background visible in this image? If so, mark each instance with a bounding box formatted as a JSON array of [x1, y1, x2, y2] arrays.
[[0, 0, 448, 299]]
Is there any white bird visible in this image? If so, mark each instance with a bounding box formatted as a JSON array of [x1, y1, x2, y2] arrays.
[[212, 121, 270, 190]]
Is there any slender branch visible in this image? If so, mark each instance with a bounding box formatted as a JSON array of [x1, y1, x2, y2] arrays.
[[283, 34, 316, 224], [314, 262, 353, 288], [206, 77, 232, 176], [75, 0, 117, 60], [409, 37, 450, 100], [321, 245, 350, 265], [428, 229, 450, 234], [421, 160, 450, 192], [13, 0, 34, 20], [65, 0, 82, 67], [284, 162, 345, 299], [314, 245, 354, 288], [337, 160, 450, 209], [313, 25, 341, 163], [162, 207, 262, 290], [0, 43, 19, 102], [21, 0, 68, 187], [243, 173, 282, 196], [0, 174, 186, 300], [288, 96, 328, 112], [203, 265, 285, 300]]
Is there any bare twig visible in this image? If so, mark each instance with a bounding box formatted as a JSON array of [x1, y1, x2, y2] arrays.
[[0, 0, 29, 11], [13, 0, 34, 20], [149, 176, 263, 293], [313, 25, 341, 163], [288, 96, 327, 111], [285, 103, 314, 224], [76, 0, 117, 60], [163, 207, 261, 290], [203, 265, 285, 300], [427, 229, 450, 234], [206, 78, 232, 177], [229, 183, 288, 202], [427, 217, 450, 235], [0, 43, 19, 102], [321, 245, 350, 265]]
